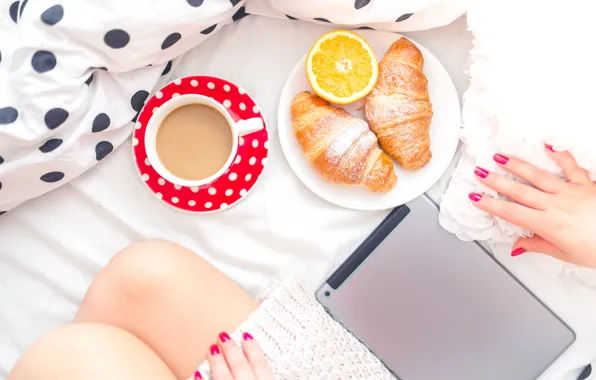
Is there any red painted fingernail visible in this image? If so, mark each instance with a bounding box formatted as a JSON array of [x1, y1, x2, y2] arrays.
[[243, 332, 253, 341], [210, 344, 220, 355], [468, 193, 483, 202], [474, 167, 489, 179], [545, 144, 555, 152], [511, 248, 526, 257], [219, 332, 230, 343], [493, 154, 509, 165], [194, 371, 203, 380]]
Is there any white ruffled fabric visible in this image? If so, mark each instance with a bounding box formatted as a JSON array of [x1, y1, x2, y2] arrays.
[[440, 2, 596, 378], [439, 0, 596, 284]]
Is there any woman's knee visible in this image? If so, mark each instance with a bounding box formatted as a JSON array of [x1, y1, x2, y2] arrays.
[[8, 323, 176, 380], [74, 240, 257, 378], [77, 240, 214, 311]]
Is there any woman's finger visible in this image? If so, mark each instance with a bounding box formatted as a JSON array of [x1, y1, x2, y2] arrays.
[[241, 333, 275, 380], [544, 145, 592, 185], [207, 343, 234, 380], [492, 153, 567, 193], [468, 193, 545, 234], [474, 166, 552, 210], [512, 235, 576, 264], [218, 332, 256, 380]]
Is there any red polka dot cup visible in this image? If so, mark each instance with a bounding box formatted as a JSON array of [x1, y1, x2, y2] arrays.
[[145, 94, 264, 187]]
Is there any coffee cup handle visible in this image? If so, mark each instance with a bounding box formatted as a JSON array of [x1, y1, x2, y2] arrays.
[[234, 118, 264, 137]]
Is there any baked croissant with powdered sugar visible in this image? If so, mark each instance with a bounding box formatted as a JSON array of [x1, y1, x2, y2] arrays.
[[365, 37, 433, 170], [291, 91, 397, 193]]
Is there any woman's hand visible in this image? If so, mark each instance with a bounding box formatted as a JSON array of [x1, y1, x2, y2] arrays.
[[197, 332, 275, 380], [469, 145, 596, 267]]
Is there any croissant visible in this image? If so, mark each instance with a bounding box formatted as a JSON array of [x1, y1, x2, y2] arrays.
[[365, 37, 433, 170], [291, 92, 397, 193]]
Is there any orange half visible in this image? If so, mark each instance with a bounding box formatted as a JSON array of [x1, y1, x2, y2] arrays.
[[306, 30, 378, 105]]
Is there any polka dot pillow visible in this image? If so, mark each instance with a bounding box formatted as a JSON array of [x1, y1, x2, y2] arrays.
[[245, 0, 465, 32], [0, 0, 250, 214]]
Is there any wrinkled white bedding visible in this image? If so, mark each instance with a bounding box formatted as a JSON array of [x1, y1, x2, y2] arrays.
[[1, 14, 593, 380], [0, 15, 472, 378]]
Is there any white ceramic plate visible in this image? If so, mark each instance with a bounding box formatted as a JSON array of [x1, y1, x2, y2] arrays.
[[278, 31, 461, 210]]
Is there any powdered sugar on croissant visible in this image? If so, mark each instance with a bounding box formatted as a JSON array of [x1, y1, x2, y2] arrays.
[[291, 92, 397, 193], [365, 37, 433, 170]]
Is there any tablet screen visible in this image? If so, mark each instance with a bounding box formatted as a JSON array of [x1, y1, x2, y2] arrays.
[[317, 195, 574, 380]]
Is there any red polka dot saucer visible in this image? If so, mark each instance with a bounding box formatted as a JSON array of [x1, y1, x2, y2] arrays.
[[132, 75, 269, 213]]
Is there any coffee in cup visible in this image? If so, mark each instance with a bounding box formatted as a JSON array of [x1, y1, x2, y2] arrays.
[[145, 94, 264, 188], [156, 104, 232, 181]]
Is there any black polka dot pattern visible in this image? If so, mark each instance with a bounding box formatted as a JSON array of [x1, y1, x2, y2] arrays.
[[44, 108, 68, 130], [0, 107, 18, 124], [230, 0, 241, 5], [201, 24, 217, 34], [0, 156, 4, 164], [31, 50, 57, 73], [161, 33, 181, 49], [354, 0, 371, 9], [40, 171, 65, 183], [131, 112, 139, 123], [161, 60, 172, 76], [396, 13, 414, 22], [104, 29, 130, 49], [9, 1, 18, 23], [92, 113, 110, 133], [85, 73, 94, 85], [19, 0, 27, 17], [41, 4, 64, 25], [314, 17, 331, 23], [0, 211, 6, 216], [578, 365, 592, 380], [186, 0, 203, 6], [357, 26, 374, 30], [232, 6, 249, 21], [130, 90, 149, 112], [285, 14, 298, 20], [0, 182, 2, 191], [39, 138, 63, 153], [95, 141, 114, 161]]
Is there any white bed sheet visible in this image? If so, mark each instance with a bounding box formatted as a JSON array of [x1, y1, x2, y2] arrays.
[[1, 15, 585, 380]]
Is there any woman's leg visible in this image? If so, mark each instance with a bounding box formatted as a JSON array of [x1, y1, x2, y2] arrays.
[[9, 240, 258, 380], [74, 240, 259, 378], [8, 323, 177, 380]]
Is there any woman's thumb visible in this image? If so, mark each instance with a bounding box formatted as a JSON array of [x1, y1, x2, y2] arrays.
[[512, 235, 571, 263]]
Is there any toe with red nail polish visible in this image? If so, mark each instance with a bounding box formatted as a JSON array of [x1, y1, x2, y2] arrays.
[[474, 167, 489, 179], [511, 247, 526, 257], [219, 332, 230, 343], [210, 344, 220, 356], [468, 193, 483, 203], [243, 332, 253, 341], [493, 154, 509, 165], [194, 371, 203, 380], [545, 144, 555, 152]]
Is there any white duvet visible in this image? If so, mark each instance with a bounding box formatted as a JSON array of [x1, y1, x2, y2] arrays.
[[0, 1, 468, 377], [2, 0, 596, 379]]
